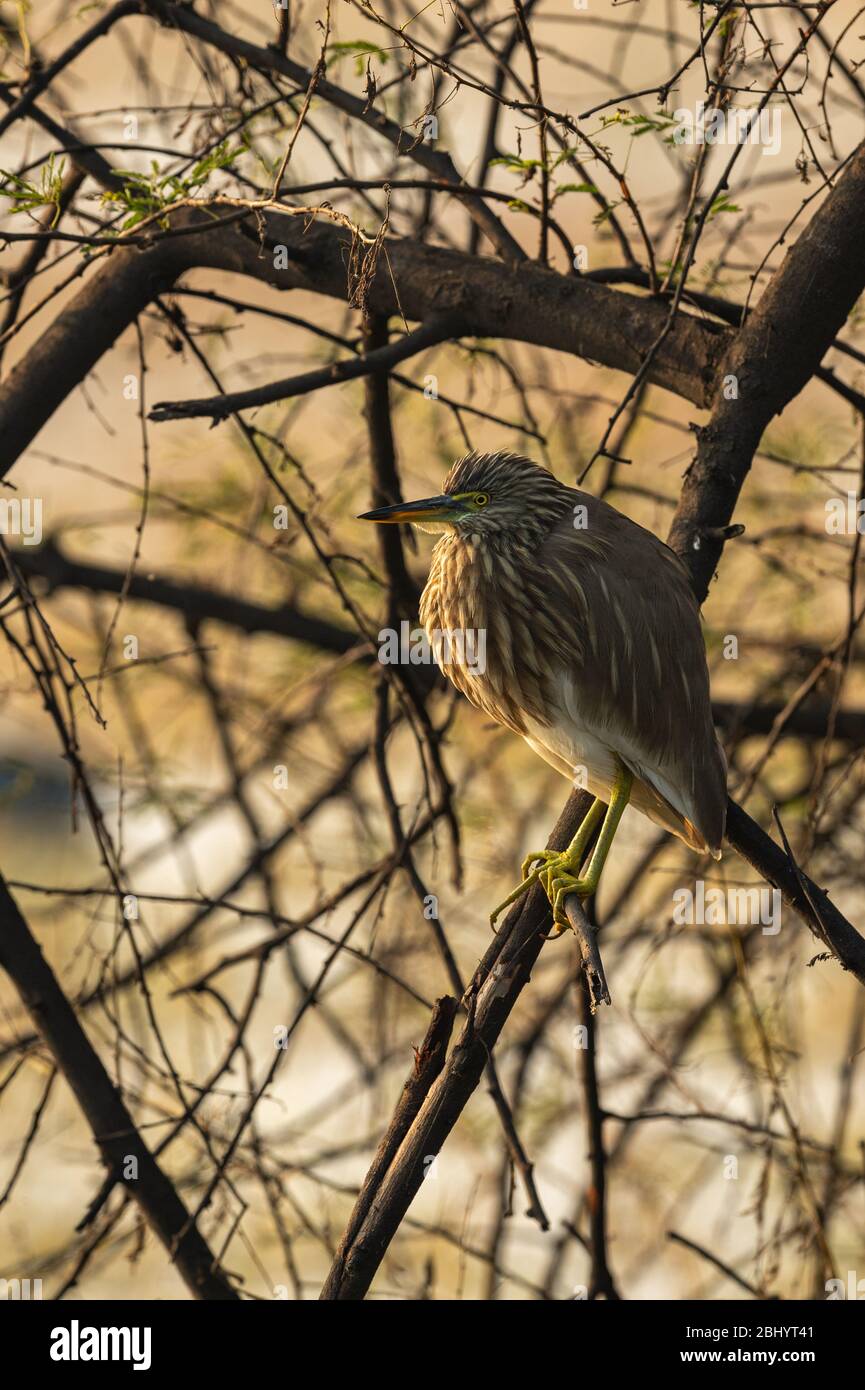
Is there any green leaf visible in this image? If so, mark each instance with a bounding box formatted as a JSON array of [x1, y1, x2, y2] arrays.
[[327, 40, 389, 77], [552, 181, 598, 202], [489, 153, 547, 173], [98, 141, 242, 225], [708, 196, 742, 218], [599, 109, 677, 137], [0, 153, 67, 226]]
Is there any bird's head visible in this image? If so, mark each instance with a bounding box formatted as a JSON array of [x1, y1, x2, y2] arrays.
[[358, 451, 570, 540]]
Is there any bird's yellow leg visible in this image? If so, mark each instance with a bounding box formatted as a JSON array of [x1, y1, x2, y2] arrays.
[[489, 796, 605, 929], [542, 763, 633, 934]]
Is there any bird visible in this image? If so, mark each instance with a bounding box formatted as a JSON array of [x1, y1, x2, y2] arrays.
[[360, 450, 727, 934]]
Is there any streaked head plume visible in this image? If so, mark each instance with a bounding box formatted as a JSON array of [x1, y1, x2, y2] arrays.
[[440, 450, 572, 540]]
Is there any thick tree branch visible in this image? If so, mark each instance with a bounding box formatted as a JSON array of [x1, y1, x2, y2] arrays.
[[11, 536, 361, 654], [0, 875, 238, 1299], [362, 312, 419, 618], [0, 1, 138, 141], [0, 82, 124, 193], [2, 0, 862, 1309], [139, 0, 526, 263], [320, 995, 458, 1300], [668, 139, 865, 601], [320, 791, 593, 1300], [148, 313, 464, 422], [0, 209, 728, 474], [320, 138, 865, 1301], [14, 541, 865, 744], [661, 140, 865, 981]]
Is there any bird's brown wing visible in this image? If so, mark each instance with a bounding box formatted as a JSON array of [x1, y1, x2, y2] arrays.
[[533, 492, 727, 853]]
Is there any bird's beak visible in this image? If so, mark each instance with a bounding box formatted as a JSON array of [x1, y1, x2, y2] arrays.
[[358, 494, 464, 525]]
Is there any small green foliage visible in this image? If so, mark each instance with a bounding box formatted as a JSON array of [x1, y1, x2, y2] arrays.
[[489, 153, 548, 175], [592, 200, 623, 226], [491, 148, 598, 179], [327, 40, 389, 76], [0, 153, 67, 226], [708, 195, 742, 219], [553, 182, 598, 197], [717, 8, 741, 42], [99, 141, 243, 229], [490, 151, 599, 209], [552, 180, 599, 207], [599, 108, 678, 137]]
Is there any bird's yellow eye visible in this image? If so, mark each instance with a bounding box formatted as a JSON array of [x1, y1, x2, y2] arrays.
[[474, 493, 489, 507]]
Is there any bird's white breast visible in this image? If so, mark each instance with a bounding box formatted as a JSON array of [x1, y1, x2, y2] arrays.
[[522, 670, 708, 848], [521, 710, 619, 802]]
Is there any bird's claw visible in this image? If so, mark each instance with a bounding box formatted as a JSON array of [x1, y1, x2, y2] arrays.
[[521, 849, 554, 876], [542, 860, 593, 935], [489, 864, 543, 930], [489, 849, 593, 935]]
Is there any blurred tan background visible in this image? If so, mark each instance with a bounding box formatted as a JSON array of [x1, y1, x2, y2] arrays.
[[1, 0, 864, 1300]]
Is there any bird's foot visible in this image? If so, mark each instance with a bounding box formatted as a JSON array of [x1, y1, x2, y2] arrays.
[[538, 854, 594, 937], [489, 848, 593, 935], [488, 850, 551, 930]]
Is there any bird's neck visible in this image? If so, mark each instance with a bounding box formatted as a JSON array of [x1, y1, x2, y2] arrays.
[[421, 527, 537, 636]]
